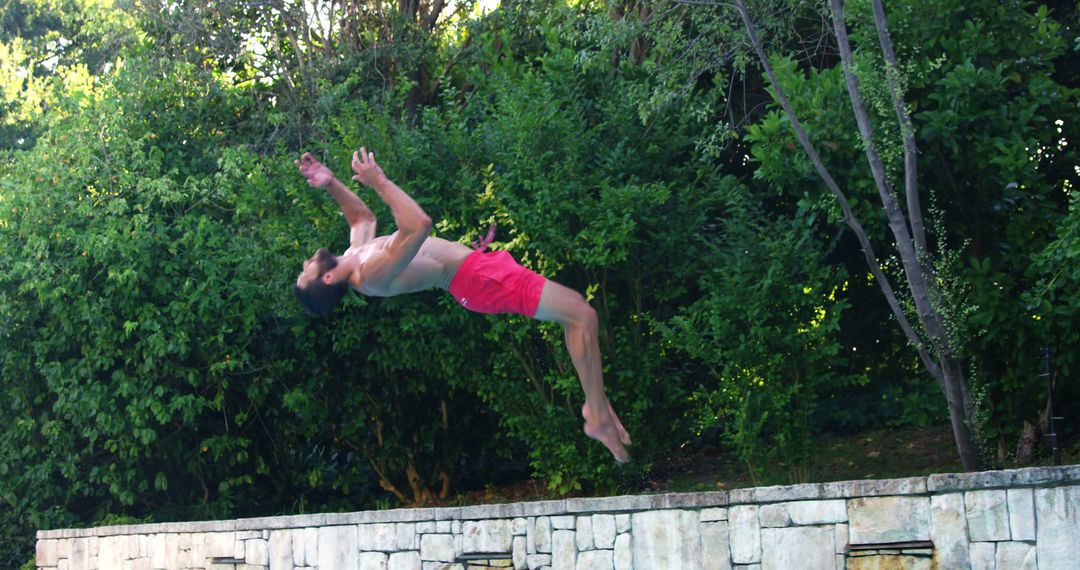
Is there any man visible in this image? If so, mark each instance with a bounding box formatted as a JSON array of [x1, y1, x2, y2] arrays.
[[294, 149, 632, 462]]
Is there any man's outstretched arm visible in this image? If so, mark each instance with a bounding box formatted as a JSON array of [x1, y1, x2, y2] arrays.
[[351, 148, 433, 280], [295, 152, 376, 245]]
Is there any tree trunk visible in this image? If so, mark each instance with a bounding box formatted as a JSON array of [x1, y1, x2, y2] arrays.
[[941, 353, 983, 469]]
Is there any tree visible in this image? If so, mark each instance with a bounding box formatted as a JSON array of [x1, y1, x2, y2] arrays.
[[735, 0, 984, 468]]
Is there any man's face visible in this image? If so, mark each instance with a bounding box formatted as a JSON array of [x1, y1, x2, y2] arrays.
[[296, 248, 337, 288]]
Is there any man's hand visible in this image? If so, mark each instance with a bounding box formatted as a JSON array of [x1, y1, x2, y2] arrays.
[[351, 147, 387, 188], [295, 152, 335, 188]]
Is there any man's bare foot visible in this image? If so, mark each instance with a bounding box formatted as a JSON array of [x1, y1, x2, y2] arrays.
[[582, 403, 632, 463]]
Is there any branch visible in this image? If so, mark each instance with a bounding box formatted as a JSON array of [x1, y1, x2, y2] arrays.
[[871, 0, 926, 257], [734, 0, 940, 380], [828, 0, 952, 360]]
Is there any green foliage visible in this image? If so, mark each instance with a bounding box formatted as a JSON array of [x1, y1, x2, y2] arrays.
[[0, 0, 134, 150], [2, 0, 1078, 564], [661, 185, 856, 483]]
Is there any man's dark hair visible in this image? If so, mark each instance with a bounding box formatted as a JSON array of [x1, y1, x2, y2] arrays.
[[294, 248, 348, 316], [294, 280, 349, 316]]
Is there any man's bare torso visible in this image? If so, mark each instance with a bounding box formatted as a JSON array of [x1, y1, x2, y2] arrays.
[[345, 235, 473, 297]]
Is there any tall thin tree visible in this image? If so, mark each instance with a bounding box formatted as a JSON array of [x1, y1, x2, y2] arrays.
[[734, 0, 983, 470]]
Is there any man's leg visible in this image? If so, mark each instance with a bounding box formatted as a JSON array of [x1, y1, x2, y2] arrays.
[[532, 279, 631, 462]]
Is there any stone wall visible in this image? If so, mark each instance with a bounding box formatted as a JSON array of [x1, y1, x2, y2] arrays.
[[36, 465, 1080, 570]]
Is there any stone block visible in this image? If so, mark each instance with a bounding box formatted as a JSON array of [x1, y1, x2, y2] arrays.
[[511, 518, 528, 536], [388, 551, 420, 570], [613, 534, 632, 570], [631, 510, 701, 569], [463, 520, 512, 554], [415, 521, 435, 534], [268, 530, 293, 570], [1007, 488, 1035, 541], [452, 520, 462, 535], [824, 477, 928, 499], [234, 534, 247, 560], [301, 526, 320, 566], [730, 483, 822, 505], [701, 522, 731, 570], [575, 516, 594, 551], [567, 495, 645, 514], [147, 534, 166, 569], [37, 540, 58, 567], [534, 517, 552, 553], [965, 490, 1010, 541], [848, 496, 929, 544], [758, 504, 790, 528], [207, 532, 236, 558], [969, 542, 995, 570], [98, 536, 125, 569], [134, 533, 148, 558], [728, 505, 761, 564], [615, 514, 631, 533], [592, 515, 616, 550], [527, 553, 552, 570], [833, 524, 848, 554], [551, 516, 575, 530], [420, 534, 454, 562], [994, 541, 1036, 570], [551, 530, 577, 570], [521, 499, 567, 518], [653, 491, 727, 510], [787, 500, 846, 525], [318, 525, 360, 570], [245, 538, 268, 565], [577, 549, 614, 570], [460, 504, 501, 520], [357, 551, 389, 570], [700, 508, 728, 522], [57, 538, 72, 561], [436, 521, 451, 533], [396, 523, 416, 550], [358, 523, 398, 552], [513, 536, 527, 570], [760, 526, 832, 570], [187, 533, 207, 567], [1036, 485, 1080, 570], [69, 538, 92, 570], [930, 493, 969, 569]]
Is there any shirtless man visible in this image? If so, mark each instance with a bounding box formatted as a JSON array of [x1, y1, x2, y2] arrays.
[[293, 149, 631, 462]]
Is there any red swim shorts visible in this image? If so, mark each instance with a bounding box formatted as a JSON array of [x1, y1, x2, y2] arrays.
[[448, 250, 547, 317]]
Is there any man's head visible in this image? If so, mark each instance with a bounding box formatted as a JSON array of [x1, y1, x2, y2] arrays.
[[294, 248, 348, 316]]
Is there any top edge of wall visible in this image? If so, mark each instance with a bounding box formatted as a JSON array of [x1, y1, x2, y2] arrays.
[[36, 463, 1080, 539]]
